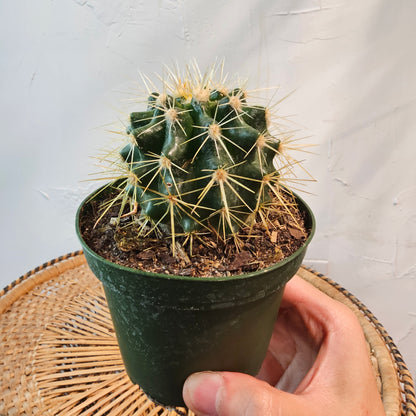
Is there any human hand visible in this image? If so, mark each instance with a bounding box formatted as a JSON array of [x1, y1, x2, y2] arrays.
[[182, 275, 385, 416]]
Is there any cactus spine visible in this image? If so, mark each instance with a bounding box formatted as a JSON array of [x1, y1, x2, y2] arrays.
[[103, 63, 303, 255]]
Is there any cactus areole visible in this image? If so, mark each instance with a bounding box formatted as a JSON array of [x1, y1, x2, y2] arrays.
[[76, 63, 315, 407]]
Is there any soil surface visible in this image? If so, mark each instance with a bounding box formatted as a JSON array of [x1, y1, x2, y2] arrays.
[[79, 189, 310, 278]]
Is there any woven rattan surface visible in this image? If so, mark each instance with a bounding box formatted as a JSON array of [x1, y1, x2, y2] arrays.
[[0, 252, 414, 416]]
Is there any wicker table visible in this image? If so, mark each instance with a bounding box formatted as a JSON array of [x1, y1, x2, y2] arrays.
[[0, 251, 414, 416]]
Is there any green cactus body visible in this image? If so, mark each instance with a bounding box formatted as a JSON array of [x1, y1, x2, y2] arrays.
[[113, 67, 295, 252]]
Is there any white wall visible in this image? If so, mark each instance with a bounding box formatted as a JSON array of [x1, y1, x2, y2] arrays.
[[1, 0, 415, 376]]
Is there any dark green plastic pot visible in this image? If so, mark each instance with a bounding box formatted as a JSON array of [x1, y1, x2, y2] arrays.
[[76, 183, 315, 407]]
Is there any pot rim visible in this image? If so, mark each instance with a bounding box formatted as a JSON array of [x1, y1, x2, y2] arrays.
[[76, 182, 315, 283]]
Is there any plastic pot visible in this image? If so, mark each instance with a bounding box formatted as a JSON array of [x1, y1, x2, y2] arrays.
[[76, 183, 315, 407]]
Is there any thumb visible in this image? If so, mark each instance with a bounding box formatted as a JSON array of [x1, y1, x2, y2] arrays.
[[182, 371, 309, 416]]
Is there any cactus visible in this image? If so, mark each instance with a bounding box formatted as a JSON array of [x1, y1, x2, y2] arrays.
[[99, 62, 306, 256]]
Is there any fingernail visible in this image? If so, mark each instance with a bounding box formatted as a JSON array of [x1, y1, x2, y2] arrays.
[[183, 372, 223, 416]]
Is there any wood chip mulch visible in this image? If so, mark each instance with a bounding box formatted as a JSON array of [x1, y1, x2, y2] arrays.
[[79, 191, 310, 278]]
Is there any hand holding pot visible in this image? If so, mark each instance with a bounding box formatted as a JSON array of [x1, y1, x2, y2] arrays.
[[182, 276, 385, 416]]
